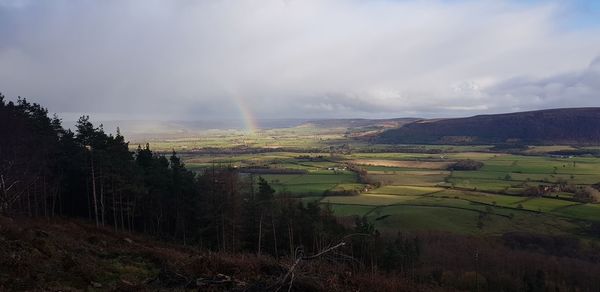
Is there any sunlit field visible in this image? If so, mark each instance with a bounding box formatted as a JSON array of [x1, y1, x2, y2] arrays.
[[139, 126, 600, 239]]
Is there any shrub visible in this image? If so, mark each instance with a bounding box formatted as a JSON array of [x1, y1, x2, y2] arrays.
[[589, 222, 600, 238], [574, 187, 600, 203], [523, 186, 543, 197], [447, 159, 484, 171], [324, 189, 359, 196]]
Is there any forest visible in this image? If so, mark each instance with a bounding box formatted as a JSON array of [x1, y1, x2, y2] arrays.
[[0, 94, 349, 256], [2, 93, 600, 291]]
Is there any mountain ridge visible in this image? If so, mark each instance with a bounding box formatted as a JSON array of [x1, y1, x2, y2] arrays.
[[377, 107, 600, 145]]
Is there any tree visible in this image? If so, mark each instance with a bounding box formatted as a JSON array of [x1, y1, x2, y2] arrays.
[[0, 95, 62, 217], [351, 216, 380, 270], [447, 160, 484, 171], [256, 176, 275, 255], [0, 93, 350, 258], [380, 233, 421, 274], [574, 186, 600, 203]]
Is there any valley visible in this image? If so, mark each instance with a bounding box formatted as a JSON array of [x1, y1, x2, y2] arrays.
[[131, 121, 600, 240]]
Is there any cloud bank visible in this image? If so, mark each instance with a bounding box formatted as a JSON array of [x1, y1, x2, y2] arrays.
[[1, 0, 599, 120]]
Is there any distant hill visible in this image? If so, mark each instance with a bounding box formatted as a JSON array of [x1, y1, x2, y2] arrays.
[[300, 118, 420, 139], [377, 108, 600, 145], [301, 118, 419, 129], [62, 119, 313, 141]]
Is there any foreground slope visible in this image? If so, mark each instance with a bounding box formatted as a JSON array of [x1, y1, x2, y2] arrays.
[[2, 216, 600, 291], [0, 217, 435, 291], [377, 108, 600, 145]]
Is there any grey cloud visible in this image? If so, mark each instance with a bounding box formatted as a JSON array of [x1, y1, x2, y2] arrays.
[[0, 0, 599, 121], [483, 56, 600, 112]]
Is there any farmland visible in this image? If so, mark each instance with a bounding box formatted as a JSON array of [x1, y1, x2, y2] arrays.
[[7, 96, 600, 290], [329, 152, 600, 236], [131, 125, 600, 239]]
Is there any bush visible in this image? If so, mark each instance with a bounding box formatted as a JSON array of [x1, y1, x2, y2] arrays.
[[324, 189, 359, 196], [574, 187, 600, 203], [588, 222, 600, 238], [523, 186, 543, 197], [447, 159, 484, 171], [502, 232, 581, 258]]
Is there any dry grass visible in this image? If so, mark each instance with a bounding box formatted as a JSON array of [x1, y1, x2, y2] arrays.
[[0, 216, 428, 291], [2, 216, 599, 291]]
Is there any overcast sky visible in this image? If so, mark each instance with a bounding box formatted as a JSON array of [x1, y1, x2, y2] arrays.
[[1, 0, 600, 121]]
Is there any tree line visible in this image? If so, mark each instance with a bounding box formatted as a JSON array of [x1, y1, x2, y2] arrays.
[[0, 94, 347, 257], [5, 94, 600, 291]]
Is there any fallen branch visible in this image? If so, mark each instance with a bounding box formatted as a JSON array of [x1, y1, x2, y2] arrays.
[[273, 241, 348, 291]]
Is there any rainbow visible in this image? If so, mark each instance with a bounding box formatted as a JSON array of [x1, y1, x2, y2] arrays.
[[231, 94, 259, 133]]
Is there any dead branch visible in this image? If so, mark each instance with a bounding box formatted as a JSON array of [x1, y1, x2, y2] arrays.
[[273, 241, 348, 291]]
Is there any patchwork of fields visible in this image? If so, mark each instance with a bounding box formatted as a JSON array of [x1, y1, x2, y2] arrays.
[[111, 88, 600, 248], [131, 126, 350, 152], [179, 142, 600, 238], [328, 152, 600, 235]]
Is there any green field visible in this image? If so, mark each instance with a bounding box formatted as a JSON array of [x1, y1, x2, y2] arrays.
[[153, 126, 600, 238], [323, 152, 600, 236]]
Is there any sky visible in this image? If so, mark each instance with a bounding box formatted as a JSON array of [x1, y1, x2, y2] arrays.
[[1, 0, 600, 122]]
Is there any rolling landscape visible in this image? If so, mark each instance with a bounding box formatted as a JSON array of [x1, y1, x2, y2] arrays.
[[2, 1, 600, 291], [3, 97, 600, 291]]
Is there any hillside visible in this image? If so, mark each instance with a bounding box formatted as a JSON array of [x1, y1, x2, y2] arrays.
[[3, 217, 600, 291], [0, 216, 338, 291], [302, 118, 419, 129], [377, 108, 600, 145], [301, 118, 420, 139], [1, 215, 458, 292]]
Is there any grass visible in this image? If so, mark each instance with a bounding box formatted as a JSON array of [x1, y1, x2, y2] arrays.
[[322, 194, 423, 206], [368, 185, 443, 196], [368, 172, 447, 186], [525, 145, 578, 153], [179, 149, 600, 228], [328, 195, 582, 236], [181, 148, 600, 230], [366, 204, 579, 236], [327, 204, 375, 217], [131, 126, 350, 152], [447, 154, 600, 193], [371, 206, 482, 234], [550, 203, 600, 222], [260, 172, 359, 197], [153, 126, 600, 237], [321, 151, 600, 234]]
